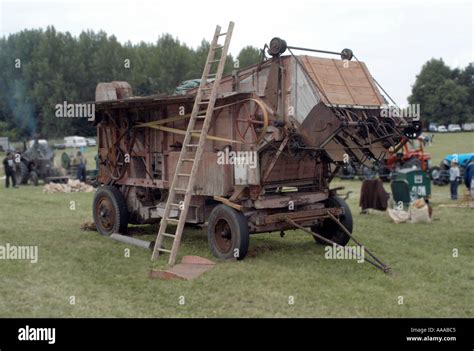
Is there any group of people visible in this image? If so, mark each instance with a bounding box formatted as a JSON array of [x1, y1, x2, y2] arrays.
[[2, 150, 87, 188], [449, 157, 474, 201]]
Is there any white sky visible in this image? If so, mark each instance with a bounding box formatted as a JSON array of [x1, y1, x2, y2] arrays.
[[0, 0, 472, 105]]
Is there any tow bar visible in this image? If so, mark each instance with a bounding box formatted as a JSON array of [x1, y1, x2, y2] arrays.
[[284, 214, 393, 275]]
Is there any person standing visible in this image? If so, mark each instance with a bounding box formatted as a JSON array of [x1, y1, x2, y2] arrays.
[[464, 157, 474, 203], [76, 151, 87, 183], [2, 152, 18, 188], [449, 160, 460, 200]]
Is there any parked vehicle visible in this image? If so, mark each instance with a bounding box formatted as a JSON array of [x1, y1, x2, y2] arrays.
[[437, 125, 448, 133], [86, 138, 97, 146], [64, 136, 87, 148], [428, 123, 438, 132], [431, 152, 474, 185], [462, 123, 474, 131], [53, 143, 66, 150], [448, 124, 462, 132], [15, 138, 66, 186]]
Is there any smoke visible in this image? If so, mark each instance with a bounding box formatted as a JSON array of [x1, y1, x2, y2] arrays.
[[8, 79, 36, 137]]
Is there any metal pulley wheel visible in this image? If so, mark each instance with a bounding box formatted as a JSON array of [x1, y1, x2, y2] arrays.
[[340, 48, 353, 61], [268, 37, 287, 56], [235, 98, 270, 144], [403, 121, 423, 139]]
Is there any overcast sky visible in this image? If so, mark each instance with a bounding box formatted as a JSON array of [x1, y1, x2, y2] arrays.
[[1, 0, 472, 105]]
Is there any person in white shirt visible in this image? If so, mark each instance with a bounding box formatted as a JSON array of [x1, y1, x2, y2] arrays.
[[449, 160, 460, 200]]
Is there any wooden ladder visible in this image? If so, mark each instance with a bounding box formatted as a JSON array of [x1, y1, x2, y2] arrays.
[[151, 22, 234, 265]]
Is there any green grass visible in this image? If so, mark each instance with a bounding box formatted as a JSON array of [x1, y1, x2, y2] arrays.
[[0, 133, 473, 317]]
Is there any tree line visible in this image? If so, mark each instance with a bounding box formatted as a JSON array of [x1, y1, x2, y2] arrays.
[[409, 58, 474, 126], [0, 26, 261, 140]]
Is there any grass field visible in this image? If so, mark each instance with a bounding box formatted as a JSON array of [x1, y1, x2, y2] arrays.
[[0, 133, 473, 317]]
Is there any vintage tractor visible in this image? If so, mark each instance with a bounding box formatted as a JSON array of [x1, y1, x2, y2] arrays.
[[15, 139, 65, 185], [431, 152, 474, 185], [91, 32, 420, 266]]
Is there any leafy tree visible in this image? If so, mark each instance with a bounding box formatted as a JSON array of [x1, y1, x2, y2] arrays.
[[236, 46, 261, 69], [409, 58, 474, 124]]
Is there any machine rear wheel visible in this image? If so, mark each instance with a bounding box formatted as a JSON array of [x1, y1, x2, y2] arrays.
[[93, 186, 128, 236], [208, 204, 249, 260], [30, 171, 39, 186], [15, 161, 29, 185], [311, 196, 353, 246]]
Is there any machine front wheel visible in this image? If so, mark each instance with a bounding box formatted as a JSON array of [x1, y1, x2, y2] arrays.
[[311, 196, 353, 246], [208, 204, 250, 260]]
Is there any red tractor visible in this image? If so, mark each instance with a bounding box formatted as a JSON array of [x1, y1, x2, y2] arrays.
[[380, 136, 431, 181]]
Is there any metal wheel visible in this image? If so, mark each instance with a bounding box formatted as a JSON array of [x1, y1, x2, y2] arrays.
[[93, 186, 128, 236], [213, 219, 234, 253], [235, 98, 269, 144], [208, 204, 249, 260], [106, 144, 127, 180]]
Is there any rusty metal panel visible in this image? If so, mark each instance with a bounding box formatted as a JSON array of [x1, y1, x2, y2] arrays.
[[300, 56, 385, 106]]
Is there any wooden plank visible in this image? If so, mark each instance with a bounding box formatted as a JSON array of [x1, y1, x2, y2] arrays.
[[213, 195, 243, 211]]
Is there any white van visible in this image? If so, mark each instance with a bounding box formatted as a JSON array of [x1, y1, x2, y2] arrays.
[[64, 136, 87, 148]]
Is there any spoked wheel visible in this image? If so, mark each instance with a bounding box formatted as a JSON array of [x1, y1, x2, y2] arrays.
[[106, 145, 127, 180], [93, 186, 128, 236], [311, 196, 353, 246], [235, 98, 269, 144], [208, 204, 250, 260]]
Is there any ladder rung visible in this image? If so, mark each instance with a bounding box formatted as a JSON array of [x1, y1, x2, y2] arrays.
[[195, 115, 207, 119], [165, 219, 179, 224], [190, 130, 202, 133], [199, 100, 209, 104], [185, 144, 198, 148], [162, 232, 176, 238], [209, 59, 221, 63], [201, 87, 213, 90], [174, 188, 188, 194], [157, 248, 172, 253], [178, 172, 192, 176], [181, 158, 195, 162], [218, 32, 227, 37]]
